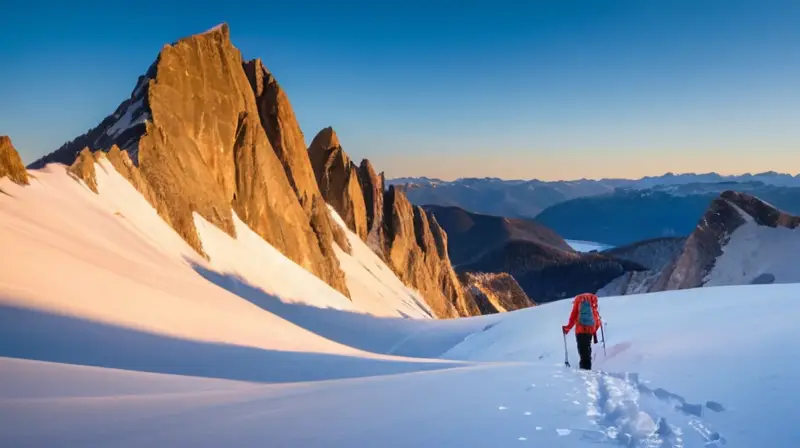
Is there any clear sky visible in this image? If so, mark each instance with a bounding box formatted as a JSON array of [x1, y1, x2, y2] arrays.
[[2, 0, 799, 180]]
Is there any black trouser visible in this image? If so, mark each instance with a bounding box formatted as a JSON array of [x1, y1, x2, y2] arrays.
[[576, 332, 593, 370]]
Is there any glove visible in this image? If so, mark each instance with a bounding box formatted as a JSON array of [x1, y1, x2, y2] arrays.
[[593, 333, 598, 344], [562, 325, 569, 335]]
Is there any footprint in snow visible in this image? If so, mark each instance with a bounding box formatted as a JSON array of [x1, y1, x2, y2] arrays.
[[535, 427, 542, 431], [706, 401, 725, 412], [556, 429, 572, 436], [518, 436, 527, 441], [524, 411, 532, 416], [498, 406, 507, 411]]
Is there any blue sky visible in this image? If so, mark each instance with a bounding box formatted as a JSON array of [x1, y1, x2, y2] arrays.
[[2, 0, 799, 180]]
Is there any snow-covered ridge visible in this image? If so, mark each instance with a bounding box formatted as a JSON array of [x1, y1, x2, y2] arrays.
[[105, 98, 149, 139], [0, 159, 466, 355]]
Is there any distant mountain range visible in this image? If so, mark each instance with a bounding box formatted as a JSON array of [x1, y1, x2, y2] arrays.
[[390, 175, 800, 246], [535, 182, 800, 246], [389, 173, 800, 221], [424, 205, 645, 303], [599, 191, 800, 296]]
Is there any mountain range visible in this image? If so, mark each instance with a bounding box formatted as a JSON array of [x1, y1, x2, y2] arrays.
[[535, 182, 800, 246], [423, 205, 645, 303], [16, 24, 531, 320], [391, 175, 800, 246], [6, 23, 796, 309], [598, 190, 800, 296]]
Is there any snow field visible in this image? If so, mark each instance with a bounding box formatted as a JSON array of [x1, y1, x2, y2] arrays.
[[2, 159, 800, 446]]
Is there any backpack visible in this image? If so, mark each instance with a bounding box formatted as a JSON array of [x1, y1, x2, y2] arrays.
[[578, 298, 595, 327]]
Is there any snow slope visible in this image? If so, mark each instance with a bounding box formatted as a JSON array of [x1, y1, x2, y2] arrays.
[[441, 284, 800, 446], [4, 283, 800, 446], [0, 160, 360, 355], [704, 221, 800, 286], [3, 160, 800, 446], [0, 161, 495, 363]]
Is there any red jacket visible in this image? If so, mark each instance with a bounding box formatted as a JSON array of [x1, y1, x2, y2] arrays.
[[564, 293, 601, 334]]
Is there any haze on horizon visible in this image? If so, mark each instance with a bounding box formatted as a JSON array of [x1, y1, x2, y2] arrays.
[[1, 1, 799, 181]]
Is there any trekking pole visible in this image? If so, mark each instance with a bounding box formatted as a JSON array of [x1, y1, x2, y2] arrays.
[[600, 320, 607, 357], [562, 331, 570, 367]]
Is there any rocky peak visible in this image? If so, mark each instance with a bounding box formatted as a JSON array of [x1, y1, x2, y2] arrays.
[[311, 126, 341, 150], [0, 136, 29, 186], [242, 58, 350, 258], [357, 159, 386, 255], [23, 24, 520, 316], [720, 190, 800, 228], [242, 58, 316, 211], [28, 24, 350, 297], [308, 127, 368, 240]]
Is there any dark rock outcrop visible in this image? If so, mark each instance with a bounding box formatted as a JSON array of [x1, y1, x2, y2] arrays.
[[28, 73, 152, 169], [308, 127, 368, 240], [358, 159, 386, 255], [29, 24, 349, 297], [0, 136, 29, 185], [459, 272, 535, 314], [655, 191, 800, 291]]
